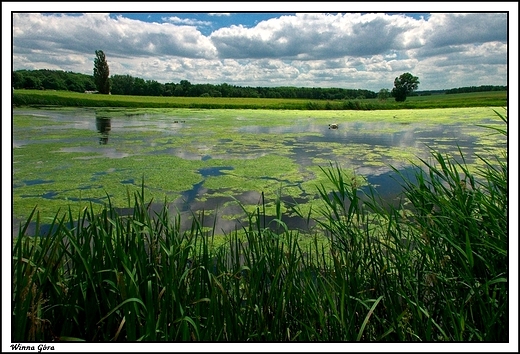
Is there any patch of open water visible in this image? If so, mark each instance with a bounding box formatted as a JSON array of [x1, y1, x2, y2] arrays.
[[12, 108, 505, 236]]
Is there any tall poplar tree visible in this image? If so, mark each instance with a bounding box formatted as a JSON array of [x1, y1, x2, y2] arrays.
[[93, 50, 111, 94]]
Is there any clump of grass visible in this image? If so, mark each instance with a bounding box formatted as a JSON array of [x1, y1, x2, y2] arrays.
[[389, 109, 508, 341], [12, 111, 507, 342]]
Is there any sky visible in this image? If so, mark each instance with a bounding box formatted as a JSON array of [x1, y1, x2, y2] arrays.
[[5, 2, 517, 92]]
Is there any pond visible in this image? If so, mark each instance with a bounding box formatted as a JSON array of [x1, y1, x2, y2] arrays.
[[12, 107, 506, 236]]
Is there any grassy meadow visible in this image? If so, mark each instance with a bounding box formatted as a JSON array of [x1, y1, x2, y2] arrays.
[[11, 104, 508, 342], [12, 89, 507, 110]]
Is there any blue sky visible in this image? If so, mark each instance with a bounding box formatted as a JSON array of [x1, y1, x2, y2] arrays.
[[110, 13, 300, 36], [109, 12, 432, 36], [4, 3, 517, 92]]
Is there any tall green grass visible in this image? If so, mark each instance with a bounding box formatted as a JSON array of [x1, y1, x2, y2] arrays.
[[12, 89, 507, 110], [12, 111, 508, 341]]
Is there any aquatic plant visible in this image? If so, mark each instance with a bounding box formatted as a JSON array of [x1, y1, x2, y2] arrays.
[[11, 110, 507, 342]]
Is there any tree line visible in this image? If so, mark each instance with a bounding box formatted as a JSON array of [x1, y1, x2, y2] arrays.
[[13, 69, 376, 100], [12, 69, 97, 93], [444, 85, 508, 94], [12, 68, 506, 100]]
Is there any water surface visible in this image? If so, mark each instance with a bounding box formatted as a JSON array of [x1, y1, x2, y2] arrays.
[[12, 107, 506, 236]]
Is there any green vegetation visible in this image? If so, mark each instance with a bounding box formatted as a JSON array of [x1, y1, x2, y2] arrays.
[[445, 85, 508, 94], [12, 69, 377, 99], [377, 88, 391, 101], [13, 89, 507, 110], [12, 70, 97, 93], [12, 69, 507, 102], [12, 111, 507, 342], [93, 50, 111, 94], [391, 72, 420, 102], [12, 107, 505, 223]]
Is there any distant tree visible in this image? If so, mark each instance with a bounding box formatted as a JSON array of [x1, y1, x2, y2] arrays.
[[145, 80, 164, 96], [12, 71, 25, 89], [163, 83, 176, 96], [42, 76, 67, 90], [391, 72, 420, 102], [111, 74, 135, 95], [173, 85, 184, 97], [65, 77, 84, 92], [377, 88, 390, 101], [23, 75, 42, 89], [179, 80, 192, 96], [93, 50, 111, 94], [132, 77, 146, 96]]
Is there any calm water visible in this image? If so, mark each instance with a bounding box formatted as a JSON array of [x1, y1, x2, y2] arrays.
[[12, 108, 505, 236]]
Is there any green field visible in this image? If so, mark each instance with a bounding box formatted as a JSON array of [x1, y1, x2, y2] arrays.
[[13, 89, 507, 110]]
